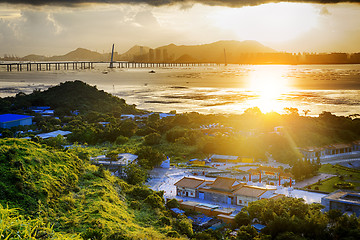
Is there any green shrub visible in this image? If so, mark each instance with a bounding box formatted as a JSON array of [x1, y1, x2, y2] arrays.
[[144, 193, 165, 209], [115, 135, 129, 145], [166, 231, 180, 238], [144, 132, 161, 145], [166, 198, 180, 209]]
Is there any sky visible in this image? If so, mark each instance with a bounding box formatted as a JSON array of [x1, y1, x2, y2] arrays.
[[0, 0, 360, 56]]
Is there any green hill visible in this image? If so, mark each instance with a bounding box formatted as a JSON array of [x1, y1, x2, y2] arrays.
[[0, 139, 182, 239], [0, 80, 141, 116]]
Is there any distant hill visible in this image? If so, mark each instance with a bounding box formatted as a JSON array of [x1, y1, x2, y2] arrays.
[[157, 40, 276, 63], [118, 45, 151, 61], [48, 48, 106, 61], [18, 40, 275, 63], [22, 54, 47, 61]]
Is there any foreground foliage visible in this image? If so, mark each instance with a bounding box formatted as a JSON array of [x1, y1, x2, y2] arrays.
[[0, 139, 185, 239]]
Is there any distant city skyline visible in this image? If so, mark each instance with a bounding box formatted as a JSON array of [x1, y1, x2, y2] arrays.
[[0, 1, 360, 56]]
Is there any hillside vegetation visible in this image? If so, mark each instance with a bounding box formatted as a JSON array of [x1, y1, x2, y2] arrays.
[[0, 139, 185, 239], [0, 80, 140, 116]]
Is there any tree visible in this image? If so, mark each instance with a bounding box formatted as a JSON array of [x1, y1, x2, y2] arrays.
[[135, 146, 166, 169], [124, 164, 147, 185], [234, 211, 251, 227], [144, 132, 161, 145]]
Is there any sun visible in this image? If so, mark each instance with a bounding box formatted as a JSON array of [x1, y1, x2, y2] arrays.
[[247, 65, 290, 113]]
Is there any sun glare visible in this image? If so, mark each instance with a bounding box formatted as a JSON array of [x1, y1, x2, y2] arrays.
[[210, 3, 318, 43], [247, 66, 290, 113]]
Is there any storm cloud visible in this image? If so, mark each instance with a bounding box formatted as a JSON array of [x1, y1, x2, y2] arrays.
[[1, 0, 360, 8]]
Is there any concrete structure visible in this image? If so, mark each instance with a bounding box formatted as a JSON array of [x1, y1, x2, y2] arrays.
[[160, 158, 170, 169], [0, 114, 33, 129], [325, 143, 353, 155], [352, 140, 360, 151], [36, 130, 72, 139], [299, 147, 326, 161], [321, 190, 360, 217], [210, 154, 253, 163], [247, 166, 294, 187], [90, 153, 138, 177], [210, 155, 239, 163]]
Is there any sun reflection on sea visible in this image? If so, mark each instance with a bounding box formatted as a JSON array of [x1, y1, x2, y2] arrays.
[[246, 65, 291, 113]]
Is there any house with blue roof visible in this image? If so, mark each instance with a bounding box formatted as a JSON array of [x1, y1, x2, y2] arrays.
[[0, 114, 34, 129]]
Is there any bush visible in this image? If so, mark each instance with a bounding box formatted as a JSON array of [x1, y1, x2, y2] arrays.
[[166, 198, 180, 209], [166, 231, 180, 238], [144, 193, 165, 209], [115, 135, 128, 145], [129, 200, 141, 210], [176, 218, 193, 237], [234, 211, 251, 227], [144, 132, 161, 145], [334, 182, 354, 189]]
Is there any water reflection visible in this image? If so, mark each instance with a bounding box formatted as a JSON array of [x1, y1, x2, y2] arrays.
[[246, 65, 290, 113]]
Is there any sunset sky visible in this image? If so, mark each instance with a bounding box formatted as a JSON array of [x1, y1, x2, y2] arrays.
[[0, 0, 360, 56]]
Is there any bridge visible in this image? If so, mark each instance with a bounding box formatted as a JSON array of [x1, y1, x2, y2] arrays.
[[0, 61, 217, 72]]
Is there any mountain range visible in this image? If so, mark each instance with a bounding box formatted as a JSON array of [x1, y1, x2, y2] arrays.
[[20, 40, 276, 63]]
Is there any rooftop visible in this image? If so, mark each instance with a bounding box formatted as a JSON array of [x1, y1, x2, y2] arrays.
[[211, 154, 238, 160], [323, 190, 360, 205], [0, 114, 34, 123], [205, 177, 243, 192], [36, 130, 72, 139], [326, 143, 352, 149], [174, 177, 207, 189], [233, 185, 272, 198]]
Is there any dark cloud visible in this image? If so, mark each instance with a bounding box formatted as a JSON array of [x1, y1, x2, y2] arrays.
[[1, 0, 360, 8]]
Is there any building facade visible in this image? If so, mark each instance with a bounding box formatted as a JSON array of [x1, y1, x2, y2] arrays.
[[0, 114, 34, 129], [321, 190, 360, 217]]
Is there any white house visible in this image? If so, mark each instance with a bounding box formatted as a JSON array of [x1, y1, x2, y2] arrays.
[[233, 185, 276, 206], [174, 177, 209, 198]]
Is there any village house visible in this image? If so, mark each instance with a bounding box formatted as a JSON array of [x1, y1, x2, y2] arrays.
[[233, 185, 276, 206], [198, 177, 244, 205], [174, 177, 209, 198], [174, 176, 280, 207]]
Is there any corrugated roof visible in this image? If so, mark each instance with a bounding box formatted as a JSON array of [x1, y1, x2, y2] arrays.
[[36, 130, 72, 139], [174, 177, 206, 189], [233, 186, 270, 198], [0, 114, 33, 123]]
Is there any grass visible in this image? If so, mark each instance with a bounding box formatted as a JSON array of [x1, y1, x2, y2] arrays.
[[0, 139, 184, 240], [307, 164, 360, 192]]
